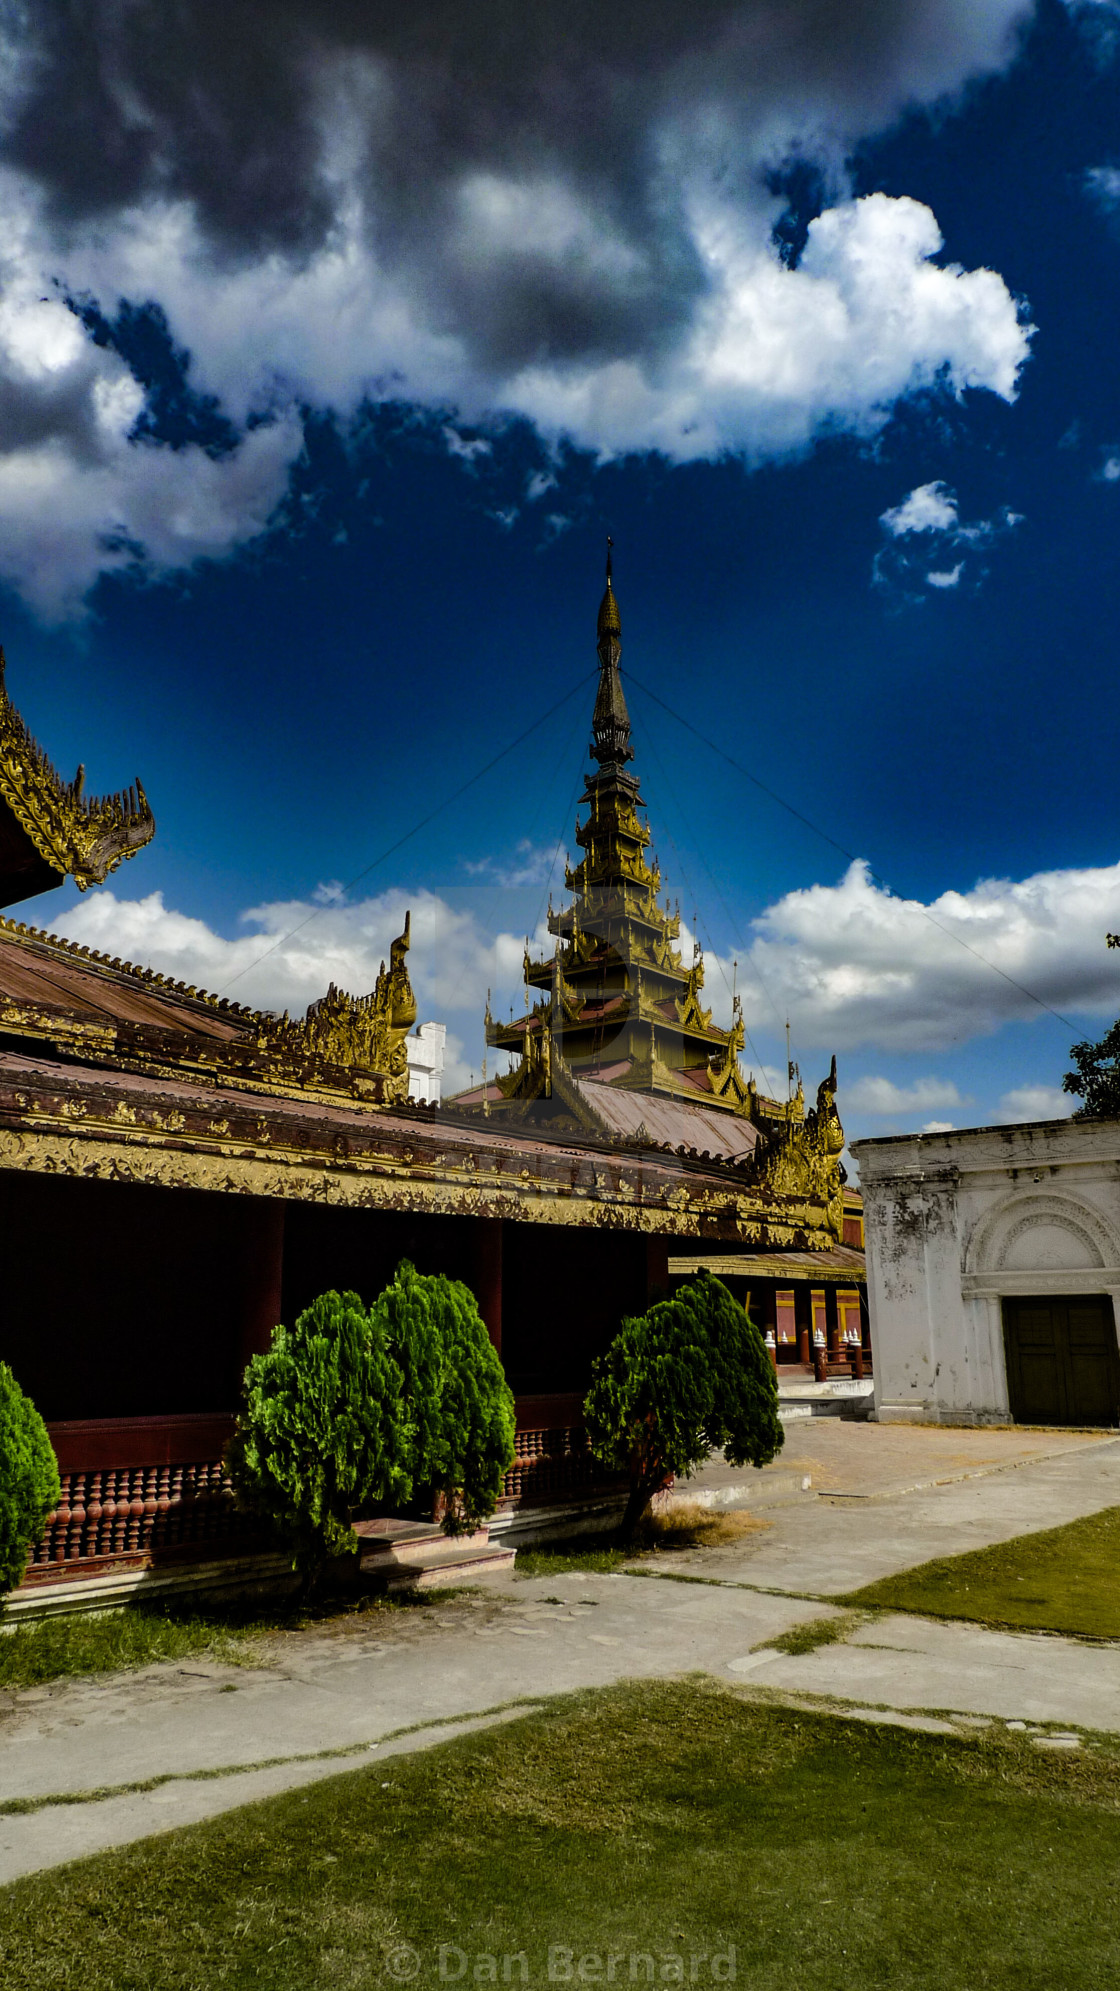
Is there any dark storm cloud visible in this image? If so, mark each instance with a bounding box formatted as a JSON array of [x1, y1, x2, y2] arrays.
[[0, 1, 1032, 369]]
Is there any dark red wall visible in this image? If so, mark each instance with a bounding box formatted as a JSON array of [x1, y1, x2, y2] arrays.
[[499, 1223, 648, 1395], [282, 1207, 650, 1393], [0, 1171, 673, 1425], [279, 1205, 485, 1320], [0, 1172, 256, 1419]]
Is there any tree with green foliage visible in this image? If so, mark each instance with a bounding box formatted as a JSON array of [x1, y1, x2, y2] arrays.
[[227, 1264, 517, 1578], [226, 1288, 413, 1579], [0, 1363, 60, 1598], [583, 1270, 784, 1540], [1063, 1023, 1120, 1118], [369, 1260, 516, 1535], [1062, 935, 1120, 1119]]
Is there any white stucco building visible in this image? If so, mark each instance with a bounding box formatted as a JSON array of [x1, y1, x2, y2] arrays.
[[852, 1118, 1120, 1428], [406, 1020, 447, 1105]]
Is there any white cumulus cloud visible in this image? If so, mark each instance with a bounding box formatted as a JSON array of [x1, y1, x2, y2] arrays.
[[502, 194, 1030, 462], [0, 188, 303, 618], [881, 480, 960, 535], [738, 857, 1120, 1052], [994, 1083, 1076, 1123], [840, 1074, 968, 1115], [875, 479, 1022, 597]]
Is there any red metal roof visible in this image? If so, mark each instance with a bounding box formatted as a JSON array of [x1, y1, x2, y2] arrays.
[[0, 925, 244, 1040], [573, 1078, 760, 1161]]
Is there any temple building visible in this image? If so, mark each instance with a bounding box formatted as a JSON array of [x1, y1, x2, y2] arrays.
[[0, 577, 864, 1611]]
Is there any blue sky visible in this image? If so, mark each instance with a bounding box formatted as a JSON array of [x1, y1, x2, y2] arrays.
[[2, 1, 1120, 1141]]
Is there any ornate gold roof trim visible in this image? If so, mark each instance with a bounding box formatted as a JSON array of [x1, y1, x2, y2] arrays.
[[0, 911, 420, 1108], [0, 651, 155, 890]]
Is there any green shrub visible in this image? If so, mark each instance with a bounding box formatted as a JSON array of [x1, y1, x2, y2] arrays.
[[0, 1363, 60, 1598], [227, 1266, 517, 1576], [227, 1289, 413, 1578], [370, 1260, 516, 1534], [583, 1270, 784, 1538]]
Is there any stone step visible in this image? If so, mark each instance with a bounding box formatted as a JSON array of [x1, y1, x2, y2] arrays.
[[352, 1518, 445, 1543], [353, 1517, 514, 1589], [354, 1518, 494, 1570], [380, 1544, 517, 1592]]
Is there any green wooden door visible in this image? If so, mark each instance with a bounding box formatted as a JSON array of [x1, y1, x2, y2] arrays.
[[1003, 1296, 1120, 1426]]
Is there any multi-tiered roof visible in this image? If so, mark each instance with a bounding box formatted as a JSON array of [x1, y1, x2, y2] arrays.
[[486, 547, 754, 1118], [469, 549, 798, 1151]]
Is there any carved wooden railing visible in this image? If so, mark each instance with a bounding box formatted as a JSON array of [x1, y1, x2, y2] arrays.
[[24, 1461, 263, 1578], [500, 1425, 624, 1506], [19, 1422, 618, 1583]]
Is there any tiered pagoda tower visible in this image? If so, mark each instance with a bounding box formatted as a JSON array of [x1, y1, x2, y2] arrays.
[[481, 547, 778, 1125], [455, 545, 848, 1244]]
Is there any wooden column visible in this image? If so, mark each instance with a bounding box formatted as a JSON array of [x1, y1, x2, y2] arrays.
[[815, 1288, 834, 1359], [776, 1288, 798, 1355], [473, 1218, 503, 1355], [237, 1198, 286, 1377]]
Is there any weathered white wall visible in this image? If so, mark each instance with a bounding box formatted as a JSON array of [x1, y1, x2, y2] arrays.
[[852, 1119, 1120, 1425]]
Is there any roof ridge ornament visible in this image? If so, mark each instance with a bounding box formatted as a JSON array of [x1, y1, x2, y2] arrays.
[[0, 644, 155, 905]]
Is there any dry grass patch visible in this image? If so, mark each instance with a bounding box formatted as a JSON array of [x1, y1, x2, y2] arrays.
[[639, 1500, 769, 1551], [514, 1502, 767, 1577]]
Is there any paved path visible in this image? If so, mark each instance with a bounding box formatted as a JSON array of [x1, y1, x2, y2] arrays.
[[668, 1424, 1120, 1592], [676, 1416, 1108, 1505], [2, 1426, 1119, 1888]]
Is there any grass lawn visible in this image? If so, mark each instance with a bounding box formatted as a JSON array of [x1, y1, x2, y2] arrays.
[[4, 1679, 1120, 1989], [0, 1590, 444, 1692], [841, 1503, 1120, 1638], [0, 1606, 266, 1690]]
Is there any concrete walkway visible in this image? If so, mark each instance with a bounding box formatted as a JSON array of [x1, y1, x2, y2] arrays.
[[2, 1424, 1119, 1888]]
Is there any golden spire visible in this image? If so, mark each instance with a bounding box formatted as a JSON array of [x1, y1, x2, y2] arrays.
[[597, 536, 622, 644], [591, 537, 633, 770]]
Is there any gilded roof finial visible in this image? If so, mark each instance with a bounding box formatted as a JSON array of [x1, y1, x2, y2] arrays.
[[592, 537, 631, 768], [597, 535, 621, 646]]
